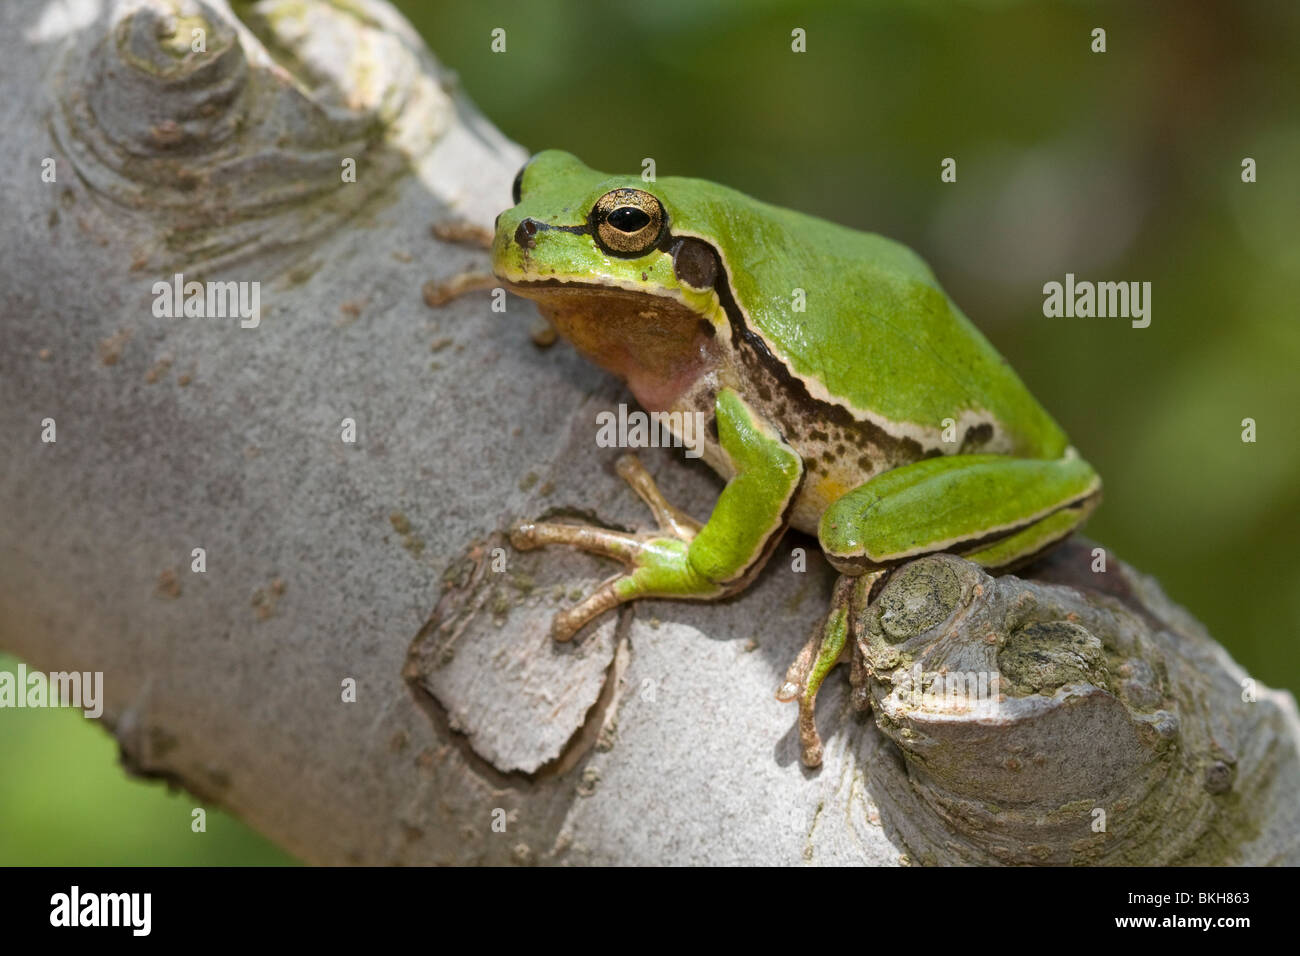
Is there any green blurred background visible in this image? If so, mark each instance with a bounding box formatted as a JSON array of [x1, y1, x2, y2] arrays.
[[2, 0, 1296, 864]]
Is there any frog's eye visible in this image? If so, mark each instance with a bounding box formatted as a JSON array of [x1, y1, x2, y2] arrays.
[[511, 162, 528, 205], [591, 188, 666, 257]]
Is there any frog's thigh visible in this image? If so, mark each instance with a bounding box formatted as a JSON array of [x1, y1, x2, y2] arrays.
[[818, 454, 1100, 571]]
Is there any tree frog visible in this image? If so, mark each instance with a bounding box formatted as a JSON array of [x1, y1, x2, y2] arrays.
[[492, 150, 1101, 767]]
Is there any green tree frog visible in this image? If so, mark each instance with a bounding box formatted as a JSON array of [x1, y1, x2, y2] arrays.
[[492, 150, 1101, 767]]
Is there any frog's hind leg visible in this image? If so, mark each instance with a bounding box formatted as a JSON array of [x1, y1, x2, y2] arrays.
[[777, 571, 883, 767]]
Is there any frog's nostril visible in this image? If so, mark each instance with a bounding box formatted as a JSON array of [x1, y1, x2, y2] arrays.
[[515, 218, 540, 249]]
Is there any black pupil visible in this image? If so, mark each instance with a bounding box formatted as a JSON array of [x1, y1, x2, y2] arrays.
[[608, 206, 651, 233]]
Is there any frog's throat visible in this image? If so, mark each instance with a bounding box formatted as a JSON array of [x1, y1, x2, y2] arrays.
[[503, 279, 722, 412]]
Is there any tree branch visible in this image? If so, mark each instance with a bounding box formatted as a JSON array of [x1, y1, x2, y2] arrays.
[[2, 0, 1296, 865]]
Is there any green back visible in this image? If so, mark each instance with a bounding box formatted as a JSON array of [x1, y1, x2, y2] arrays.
[[662, 177, 1069, 457]]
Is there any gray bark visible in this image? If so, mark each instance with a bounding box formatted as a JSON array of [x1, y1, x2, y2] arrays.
[[2, 0, 1296, 865]]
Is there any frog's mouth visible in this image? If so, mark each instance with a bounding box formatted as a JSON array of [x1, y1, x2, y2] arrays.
[[502, 279, 720, 412]]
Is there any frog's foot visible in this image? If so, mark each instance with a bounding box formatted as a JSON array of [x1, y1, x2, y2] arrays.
[[431, 220, 495, 248], [777, 571, 883, 767], [510, 455, 720, 641], [422, 271, 497, 308]]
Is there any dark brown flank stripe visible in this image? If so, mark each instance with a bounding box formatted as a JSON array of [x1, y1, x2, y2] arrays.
[[708, 257, 929, 462]]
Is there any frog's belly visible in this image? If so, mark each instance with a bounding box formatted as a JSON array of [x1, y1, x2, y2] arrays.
[[690, 416, 920, 537]]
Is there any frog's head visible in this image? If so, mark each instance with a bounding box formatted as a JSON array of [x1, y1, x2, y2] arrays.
[[492, 150, 729, 411]]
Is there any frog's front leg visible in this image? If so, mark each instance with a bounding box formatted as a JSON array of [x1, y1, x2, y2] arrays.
[[512, 388, 804, 640]]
